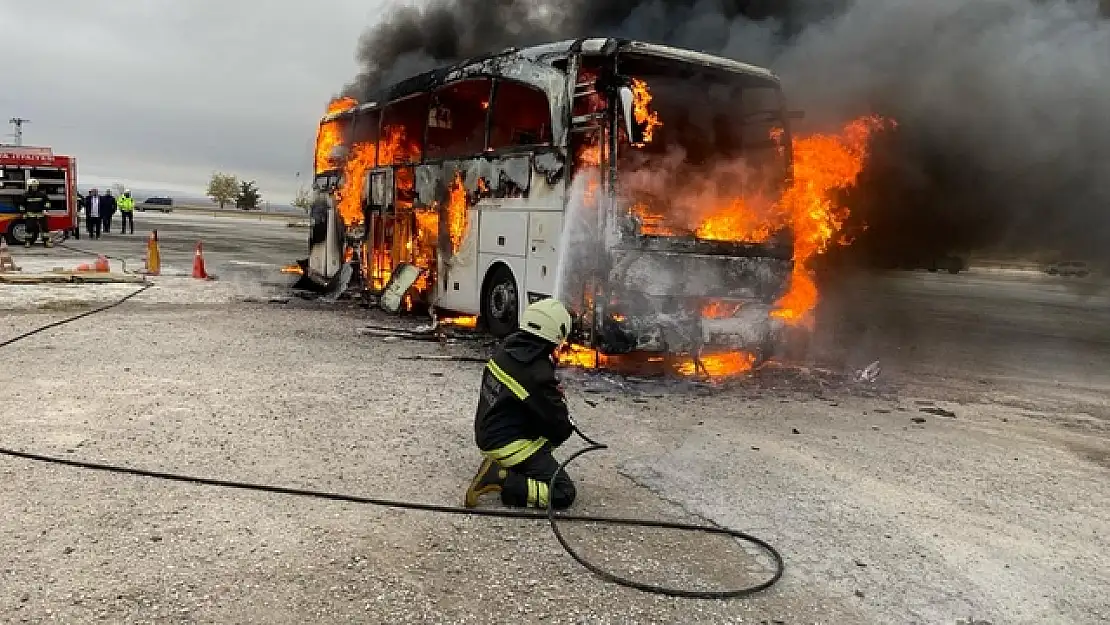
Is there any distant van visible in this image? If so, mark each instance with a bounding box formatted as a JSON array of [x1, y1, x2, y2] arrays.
[[138, 196, 174, 212]]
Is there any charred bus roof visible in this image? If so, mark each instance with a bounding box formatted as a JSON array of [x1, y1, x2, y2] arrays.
[[327, 38, 780, 116]]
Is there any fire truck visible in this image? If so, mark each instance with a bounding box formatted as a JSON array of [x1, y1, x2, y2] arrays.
[[0, 145, 78, 244]]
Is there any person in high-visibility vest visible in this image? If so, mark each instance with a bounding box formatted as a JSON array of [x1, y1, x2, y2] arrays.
[[118, 189, 135, 234]]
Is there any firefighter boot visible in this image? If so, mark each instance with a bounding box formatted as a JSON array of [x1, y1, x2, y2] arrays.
[[464, 457, 507, 508]]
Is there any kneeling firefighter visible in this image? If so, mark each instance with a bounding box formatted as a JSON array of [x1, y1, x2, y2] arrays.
[[465, 298, 577, 510]]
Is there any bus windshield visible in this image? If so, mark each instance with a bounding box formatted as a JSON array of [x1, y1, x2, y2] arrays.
[[615, 54, 790, 244]]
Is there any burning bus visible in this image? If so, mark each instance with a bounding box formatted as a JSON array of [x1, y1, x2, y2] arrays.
[[301, 38, 813, 372]]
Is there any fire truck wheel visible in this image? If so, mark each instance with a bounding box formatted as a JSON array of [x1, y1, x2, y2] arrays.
[[481, 264, 519, 339], [6, 220, 37, 245]]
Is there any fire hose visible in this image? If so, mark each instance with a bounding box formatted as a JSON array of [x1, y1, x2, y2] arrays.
[[0, 286, 784, 599]]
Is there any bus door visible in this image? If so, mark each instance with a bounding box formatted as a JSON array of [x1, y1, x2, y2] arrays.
[[564, 57, 618, 344], [363, 166, 395, 291]]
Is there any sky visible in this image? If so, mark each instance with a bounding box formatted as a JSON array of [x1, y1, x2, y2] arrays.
[[1, 0, 388, 203]]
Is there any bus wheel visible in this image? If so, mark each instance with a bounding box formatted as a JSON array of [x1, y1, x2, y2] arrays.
[[481, 264, 519, 338], [6, 220, 36, 245]]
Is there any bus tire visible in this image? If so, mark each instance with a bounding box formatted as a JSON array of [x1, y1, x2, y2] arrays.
[[6, 220, 36, 245], [481, 264, 519, 339]]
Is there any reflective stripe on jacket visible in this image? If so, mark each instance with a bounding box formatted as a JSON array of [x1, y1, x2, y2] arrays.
[[474, 331, 573, 461], [19, 190, 51, 215]]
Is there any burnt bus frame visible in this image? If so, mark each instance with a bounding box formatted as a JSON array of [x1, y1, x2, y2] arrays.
[[309, 39, 795, 353], [565, 41, 797, 350]]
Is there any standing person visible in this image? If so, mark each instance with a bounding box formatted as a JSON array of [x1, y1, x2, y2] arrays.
[[71, 190, 83, 240], [118, 189, 135, 234], [85, 188, 102, 239], [17, 178, 53, 248], [83, 189, 93, 236], [464, 299, 578, 510], [101, 188, 117, 234]]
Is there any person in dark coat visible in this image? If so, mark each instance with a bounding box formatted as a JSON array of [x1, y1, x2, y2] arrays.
[[84, 188, 102, 239], [71, 190, 83, 239], [101, 189, 117, 234]]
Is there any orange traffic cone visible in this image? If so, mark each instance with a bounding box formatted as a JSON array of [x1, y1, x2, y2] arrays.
[[192, 241, 208, 279], [144, 230, 161, 275]]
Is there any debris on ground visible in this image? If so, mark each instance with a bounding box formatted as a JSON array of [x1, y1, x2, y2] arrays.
[[920, 407, 957, 418], [398, 355, 486, 363], [856, 360, 881, 383], [0, 271, 145, 284]]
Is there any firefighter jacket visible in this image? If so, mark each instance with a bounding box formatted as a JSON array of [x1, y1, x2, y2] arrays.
[[474, 331, 573, 465], [19, 189, 51, 216], [118, 195, 135, 212]]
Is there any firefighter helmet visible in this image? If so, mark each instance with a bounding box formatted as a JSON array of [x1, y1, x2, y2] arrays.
[[519, 298, 572, 346]]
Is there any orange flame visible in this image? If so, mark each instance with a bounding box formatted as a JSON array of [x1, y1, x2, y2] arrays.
[[446, 172, 468, 253], [336, 142, 375, 226], [557, 344, 754, 379], [281, 264, 303, 275], [675, 352, 756, 377], [440, 315, 478, 328], [326, 96, 357, 115], [315, 97, 356, 174], [701, 300, 742, 319], [626, 79, 887, 327], [413, 209, 439, 291], [772, 115, 889, 326], [378, 125, 416, 166], [332, 126, 418, 228], [579, 143, 602, 167], [695, 204, 775, 243], [557, 344, 609, 369], [630, 78, 662, 145]]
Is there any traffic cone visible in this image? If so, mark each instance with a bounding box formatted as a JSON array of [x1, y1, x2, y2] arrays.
[[192, 241, 208, 279], [144, 230, 161, 275], [0, 239, 20, 272]]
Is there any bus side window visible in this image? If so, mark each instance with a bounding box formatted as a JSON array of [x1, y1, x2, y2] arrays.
[[489, 81, 551, 149], [427, 79, 492, 159], [381, 93, 430, 164]]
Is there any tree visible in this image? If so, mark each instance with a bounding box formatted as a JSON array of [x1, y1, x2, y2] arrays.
[[291, 185, 312, 214], [236, 180, 261, 210], [207, 172, 238, 209]]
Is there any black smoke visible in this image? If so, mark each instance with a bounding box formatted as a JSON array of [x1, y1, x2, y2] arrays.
[[342, 0, 1110, 265]]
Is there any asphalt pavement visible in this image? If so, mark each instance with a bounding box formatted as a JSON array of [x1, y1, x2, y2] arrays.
[[813, 268, 1110, 402], [3, 211, 1107, 623], [62, 210, 307, 278], [45, 210, 1110, 397]]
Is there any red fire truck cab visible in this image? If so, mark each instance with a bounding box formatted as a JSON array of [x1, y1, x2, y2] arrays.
[[0, 145, 78, 244]]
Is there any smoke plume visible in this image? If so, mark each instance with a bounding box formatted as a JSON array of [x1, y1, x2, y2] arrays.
[[343, 0, 1110, 263]]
